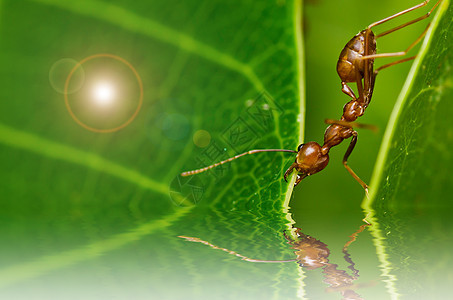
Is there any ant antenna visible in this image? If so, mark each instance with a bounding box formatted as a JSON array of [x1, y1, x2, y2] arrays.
[[179, 236, 297, 263], [181, 149, 298, 177]]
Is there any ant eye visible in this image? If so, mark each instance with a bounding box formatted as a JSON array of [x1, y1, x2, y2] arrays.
[[297, 144, 304, 151]]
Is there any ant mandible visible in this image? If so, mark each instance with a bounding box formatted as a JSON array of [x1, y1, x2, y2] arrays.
[[181, 0, 442, 194]]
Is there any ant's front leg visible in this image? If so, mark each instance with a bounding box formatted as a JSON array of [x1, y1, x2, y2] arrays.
[[343, 131, 369, 196]]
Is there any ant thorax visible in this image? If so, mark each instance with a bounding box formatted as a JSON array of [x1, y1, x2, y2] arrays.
[[342, 100, 365, 122]]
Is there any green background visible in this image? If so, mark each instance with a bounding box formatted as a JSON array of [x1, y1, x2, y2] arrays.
[[0, 0, 451, 299]]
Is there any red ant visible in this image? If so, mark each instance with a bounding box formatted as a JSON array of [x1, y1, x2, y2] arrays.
[[181, 1, 441, 194]]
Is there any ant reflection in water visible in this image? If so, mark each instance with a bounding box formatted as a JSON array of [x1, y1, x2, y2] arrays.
[[180, 221, 371, 299]]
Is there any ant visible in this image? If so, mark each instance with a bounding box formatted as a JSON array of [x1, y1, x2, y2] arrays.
[[181, 1, 442, 194]]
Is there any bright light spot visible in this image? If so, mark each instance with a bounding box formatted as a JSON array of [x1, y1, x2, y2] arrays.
[[93, 82, 115, 105]]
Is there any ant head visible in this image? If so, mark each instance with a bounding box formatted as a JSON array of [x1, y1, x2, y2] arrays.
[[295, 142, 329, 175]]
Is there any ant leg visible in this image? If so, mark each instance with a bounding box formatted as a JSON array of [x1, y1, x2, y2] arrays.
[[364, 69, 377, 106], [324, 119, 378, 132], [367, 0, 440, 30], [341, 82, 358, 100], [342, 222, 371, 279], [361, 0, 440, 102], [361, 28, 377, 106], [362, 213, 372, 225], [375, 0, 441, 37], [361, 23, 431, 61], [376, 56, 416, 72], [343, 222, 371, 251], [340, 61, 365, 102], [363, 29, 374, 101], [343, 131, 369, 195], [355, 64, 365, 104]]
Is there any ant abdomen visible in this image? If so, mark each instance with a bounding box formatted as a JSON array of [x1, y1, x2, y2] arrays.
[[337, 30, 376, 84]]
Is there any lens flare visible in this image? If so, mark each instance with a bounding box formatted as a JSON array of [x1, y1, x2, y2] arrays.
[[49, 58, 85, 94], [93, 82, 115, 106], [193, 130, 211, 148], [64, 53, 143, 133]]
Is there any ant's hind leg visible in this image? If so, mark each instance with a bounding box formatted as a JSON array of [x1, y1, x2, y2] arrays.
[[367, 0, 441, 31], [343, 131, 369, 195], [361, 22, 431, 61], [373, 0, 442, 37], [375, 56, 416, 73]]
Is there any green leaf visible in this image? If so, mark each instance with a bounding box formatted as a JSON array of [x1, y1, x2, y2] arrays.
[[0, 0, 304, 297], [2, 0, 451, 299], [364, 0, 453, 208], [361, 0, 453, 298]]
